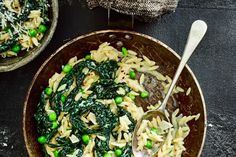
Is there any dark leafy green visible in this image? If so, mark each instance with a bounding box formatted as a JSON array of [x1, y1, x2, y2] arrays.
[[0, 35, 18, 53], [49, 72, 74, 114], [34, 93, 52, 135], [70, 100, 118, 134], [122, 145, 133, 157], [16, 0, 39, 22], [96, 60, 118, 79], [90, 81, 130, 99], [38, 0, 50, 22], [35, 59, 136, 157], [95, 135, 110, 157], [60, 145, 83, 157]]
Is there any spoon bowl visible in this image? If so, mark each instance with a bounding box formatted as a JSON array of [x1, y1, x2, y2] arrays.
[[132, 110, 167, 157]]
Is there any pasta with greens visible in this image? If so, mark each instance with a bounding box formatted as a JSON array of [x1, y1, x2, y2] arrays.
[[34, 43, 199, 157], [0, 0, 50, 58]]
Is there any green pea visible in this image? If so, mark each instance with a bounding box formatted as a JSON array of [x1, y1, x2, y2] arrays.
[[128, 93, 135, 101], [141, 91, 149, 98], [85, 54, 91, 60], [53, 150, 59, 157], [48, 112, 57, 121], [11, 44, 21, 53], [51, 121, 58, 129], [115, 96, 123, 104], [150, 127, 158, 134], [38, 135, 47, 144], [145, 139, 153, 149], [129, 70, 136, 79], [79, 88, 85, 94], [103, 153, 112, 157], [82, 134, 90, 144], [60, 95, 66, 103], [63, 64, 73, 73], [29, 29, 37, 37], [38, 24, 47, 33], [121, 47, 128, 57], [45, 87, 53, 96], [115, 149, 122, 156]]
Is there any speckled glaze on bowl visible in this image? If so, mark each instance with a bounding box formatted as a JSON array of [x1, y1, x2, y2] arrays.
[[0, 0, 59, 72], [23, 30, 207, 157]]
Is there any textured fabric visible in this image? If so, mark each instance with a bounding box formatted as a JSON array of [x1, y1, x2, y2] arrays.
[[87, 0, 179, 21]]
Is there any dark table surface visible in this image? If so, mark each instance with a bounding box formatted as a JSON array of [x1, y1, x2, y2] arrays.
[[0, 0, 236, 156]]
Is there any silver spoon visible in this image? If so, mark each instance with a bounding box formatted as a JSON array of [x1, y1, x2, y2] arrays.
[[132, 20, 208, 157]]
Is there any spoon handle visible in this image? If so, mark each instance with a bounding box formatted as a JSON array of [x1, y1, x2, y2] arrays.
[[158, 20, 207, 112]]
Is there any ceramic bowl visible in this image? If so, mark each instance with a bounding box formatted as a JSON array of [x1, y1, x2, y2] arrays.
[[0, 0, 59, 72], [23, 30, 207, 157]]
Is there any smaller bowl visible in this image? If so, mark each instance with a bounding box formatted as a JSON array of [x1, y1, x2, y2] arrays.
[[0, 0, 59, 72]]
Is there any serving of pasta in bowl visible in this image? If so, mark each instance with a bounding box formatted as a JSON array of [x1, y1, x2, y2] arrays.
[[23, 30, 207, 157], [0, 0, 58, 72]]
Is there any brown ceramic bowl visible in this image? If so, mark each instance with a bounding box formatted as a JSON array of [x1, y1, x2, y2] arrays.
[[23, 30, 207, 157], [0, 0, 59, 72]]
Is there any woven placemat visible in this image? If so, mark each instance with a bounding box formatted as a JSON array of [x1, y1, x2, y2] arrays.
[[87, 0, 179, 21]]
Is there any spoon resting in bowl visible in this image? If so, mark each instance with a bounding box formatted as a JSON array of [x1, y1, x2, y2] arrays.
[[132, 20, 208, 157]]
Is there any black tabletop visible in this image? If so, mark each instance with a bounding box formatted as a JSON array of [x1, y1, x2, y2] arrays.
[[0, 0, 236, 156]]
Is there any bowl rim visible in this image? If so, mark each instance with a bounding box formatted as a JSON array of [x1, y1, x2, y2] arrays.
[[0, 0, 59, 72], [23, 29, 207, 157]]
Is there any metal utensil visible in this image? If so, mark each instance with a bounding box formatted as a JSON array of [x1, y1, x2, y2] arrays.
[[107, 1, 135, 28], [132, 20, 208, 157]]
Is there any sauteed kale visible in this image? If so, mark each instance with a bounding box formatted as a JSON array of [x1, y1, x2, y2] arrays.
[[0, 0, 50, 57], [0, 34, 18, 53], [34, 57, 136, 157]]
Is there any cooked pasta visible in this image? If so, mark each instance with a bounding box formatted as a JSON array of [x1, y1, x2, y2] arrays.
[[136, 109, 200, 157], [34, 43, 199, 157]]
